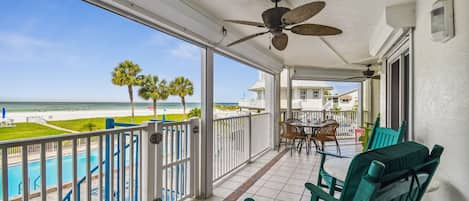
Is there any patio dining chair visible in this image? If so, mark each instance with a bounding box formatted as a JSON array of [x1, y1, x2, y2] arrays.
[[309, 120, 340, 155], [279, 122, 307, 156], [277, 118, 303, 150], [304, 142, 444, 201], [317, 116, 407, 195]]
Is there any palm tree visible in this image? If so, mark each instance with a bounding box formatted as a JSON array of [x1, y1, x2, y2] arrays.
[[112, 60, 142, 122], [138, 75, 169, 119], [169, 76, 194, 115]]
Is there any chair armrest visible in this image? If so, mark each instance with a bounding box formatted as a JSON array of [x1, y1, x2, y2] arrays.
[[317, 150, 350, 159], [305, 183, 339, 201]]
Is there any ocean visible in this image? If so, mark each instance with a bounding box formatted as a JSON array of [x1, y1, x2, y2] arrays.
[[0, 102, 237, 113]]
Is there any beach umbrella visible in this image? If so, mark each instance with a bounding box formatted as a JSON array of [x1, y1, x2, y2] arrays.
[[1, 107, 5, 119]]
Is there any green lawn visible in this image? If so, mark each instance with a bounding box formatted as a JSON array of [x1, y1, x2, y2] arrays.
[[48, 114, 187, 132], [0, 123, 68, 141], [0, 114, 187, 141]]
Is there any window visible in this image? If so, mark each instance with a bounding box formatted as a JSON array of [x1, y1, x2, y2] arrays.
[[312, 90, 320, 99], [300, 89, 307, 100], [341, 98, 351, 103]]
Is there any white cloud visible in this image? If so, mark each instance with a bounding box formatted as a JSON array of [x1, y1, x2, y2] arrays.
[[0, 32, 55, 49], [169, 42, 200, 60]]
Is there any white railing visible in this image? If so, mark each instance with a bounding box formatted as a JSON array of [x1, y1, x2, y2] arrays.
[[0, 123, 146, 201], [158, 120, 198, 201], [288, 110, 358, 139], [212, 113, 271, 182], [250, 113, 271, 158], [0, 118, 200, 201]]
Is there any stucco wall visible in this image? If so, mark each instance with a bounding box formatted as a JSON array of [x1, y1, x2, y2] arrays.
[[414, 0, 469, 200]]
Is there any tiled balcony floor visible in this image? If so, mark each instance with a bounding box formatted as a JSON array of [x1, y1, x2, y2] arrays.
[[203, 140, 361, 201]]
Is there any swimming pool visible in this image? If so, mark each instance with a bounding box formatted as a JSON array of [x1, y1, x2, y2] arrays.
[[0, 146, 138, 200]]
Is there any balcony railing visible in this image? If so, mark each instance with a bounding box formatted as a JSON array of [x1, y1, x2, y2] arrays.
[[212, 113, 271, 182], [0, 113, 273, 201], [282, 110, 359, 139], [0, 121, 147, 201]]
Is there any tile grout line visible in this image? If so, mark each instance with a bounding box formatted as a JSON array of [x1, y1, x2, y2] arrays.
[[223, 149, 289, 201]]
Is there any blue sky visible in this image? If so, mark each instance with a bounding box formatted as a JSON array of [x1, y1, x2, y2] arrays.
[[0, 0, 357, 103]]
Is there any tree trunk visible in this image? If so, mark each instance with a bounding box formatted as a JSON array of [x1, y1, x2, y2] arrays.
[[128, 85, 135, 123], [181, 96, 186, 115], [153, 99, 157, 119]]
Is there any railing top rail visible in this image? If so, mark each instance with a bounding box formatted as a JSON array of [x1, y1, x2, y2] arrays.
[[291, 110, 357, 112], [0, 125, 147, 148], [214, 114, 250, 121], [157, 120, 192, 127], [251, 112, 270, 117]]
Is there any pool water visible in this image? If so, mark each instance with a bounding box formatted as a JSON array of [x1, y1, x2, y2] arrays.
[[0, 151, 102, 198], [1, 146, 139, 200]]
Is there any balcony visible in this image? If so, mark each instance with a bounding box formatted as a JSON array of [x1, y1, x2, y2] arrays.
[[1, 0, 467, 200], [0, 113, 274, 201]]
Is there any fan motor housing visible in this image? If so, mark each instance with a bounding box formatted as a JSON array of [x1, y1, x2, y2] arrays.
[[262, 7, 290, 29], [363, 70, 375, 77]]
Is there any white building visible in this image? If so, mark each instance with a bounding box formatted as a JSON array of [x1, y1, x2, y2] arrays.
[[239, 70, 333, 111], [325, 89, 359, 111]]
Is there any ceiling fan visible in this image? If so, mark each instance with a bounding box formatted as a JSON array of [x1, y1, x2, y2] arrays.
[[336, 57, 382, 81], [224, 0, 342, 51]]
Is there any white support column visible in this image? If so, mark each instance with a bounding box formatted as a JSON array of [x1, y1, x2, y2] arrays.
[[200, 47, 214, 198], [265, 73, 277, 149], [358, 82, 364, 127], [272, 73, 281, 149], [141, 122, 158, 201], [286, 67, 293, 119]]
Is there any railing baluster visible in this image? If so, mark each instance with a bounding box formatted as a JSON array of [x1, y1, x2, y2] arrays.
[[170, 125, 174, 201], [57, 141, 62, 201], [119, 132, 125, 201], [72, 139, 78, 201], [2, 147, 9, 201], [129, 130, 134, 201], [164, 126, 169, 200], [40, 143, 46, 201], [86, 137, 92, 201], [22, 145, 29, 201], [109, 134, 114, 201], [98, 135, 103, 201], [135, 129, 141, 200]]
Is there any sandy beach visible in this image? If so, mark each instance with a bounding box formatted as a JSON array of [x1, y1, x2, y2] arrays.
[[9, 108, 184, 122], [8, 108, 244, 123]]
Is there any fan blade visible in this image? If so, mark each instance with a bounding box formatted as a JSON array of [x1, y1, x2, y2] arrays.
[[281, 1, 325, 25], [371, 75, 381, 80], [272, 33, 288, 51], [331, 76, 366, 81], [290, 24, 342, 36], [227, 31, 269, 47], [224, 20, 265, 28]]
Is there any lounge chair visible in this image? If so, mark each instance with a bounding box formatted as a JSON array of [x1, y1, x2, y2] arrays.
[[305, 142, 444, 201], [317, 116, 407, 195]]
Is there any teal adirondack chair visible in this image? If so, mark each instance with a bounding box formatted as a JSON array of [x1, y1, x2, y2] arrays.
[[317, 116, 407, 195], [305, 142, 444, 201]]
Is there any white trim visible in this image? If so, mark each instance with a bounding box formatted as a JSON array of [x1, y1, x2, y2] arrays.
[[383, 30, 413, 140]]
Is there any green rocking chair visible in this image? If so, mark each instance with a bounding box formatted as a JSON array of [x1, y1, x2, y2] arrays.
[[317, 116, 407, 195], [305, 141, 444, 201]]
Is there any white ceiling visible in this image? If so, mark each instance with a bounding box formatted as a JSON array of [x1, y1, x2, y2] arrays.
[[184, 0, 397, 69]]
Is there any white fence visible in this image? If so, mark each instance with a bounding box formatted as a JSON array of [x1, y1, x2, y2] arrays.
[[212, 113, 271, 182], [0, 124, 147, 201], [0, 115, 273, 200], [287, 110, 358, 139], [0, 119, 200, 201]]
